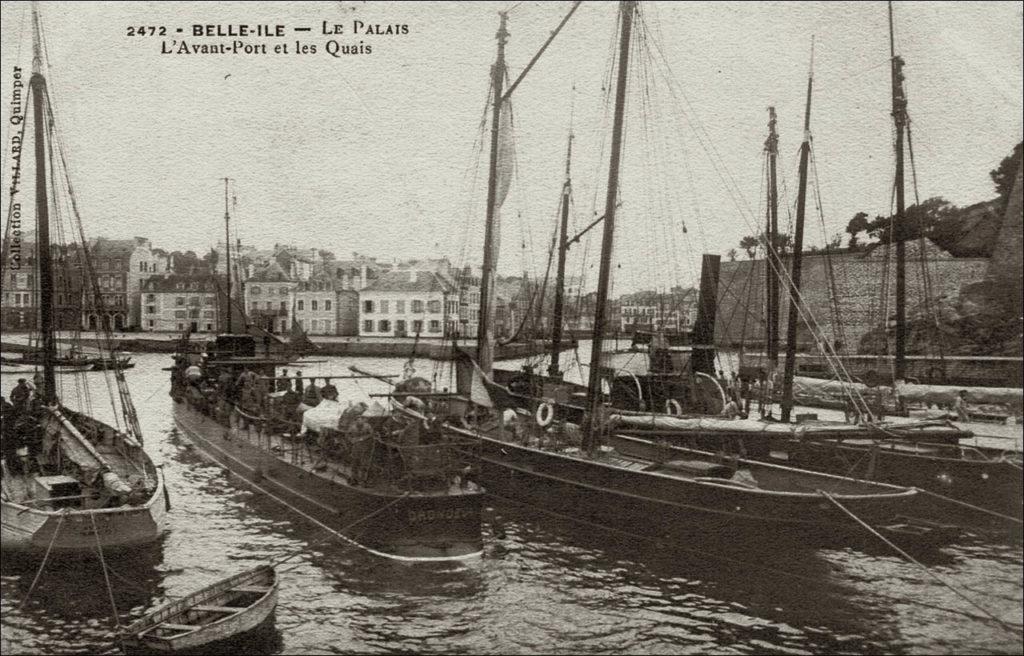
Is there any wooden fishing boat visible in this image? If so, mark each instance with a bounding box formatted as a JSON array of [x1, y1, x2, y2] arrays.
[[1, 6, 166, 558], [120, 565, 278, 655], [440, 2, 955, 550]]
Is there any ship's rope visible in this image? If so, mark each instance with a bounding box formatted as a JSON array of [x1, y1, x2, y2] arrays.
[[817, 490, 1020, 636], [17, 510, 66, 611], [90, 513, 123, 639], [486, 489, 1022, 631]]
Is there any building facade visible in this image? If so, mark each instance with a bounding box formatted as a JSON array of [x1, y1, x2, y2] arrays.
[[243, 263, 296, 334], [140, 273, 221, 333], [292, 277, 359, 336], [359, 270, 460, 338]]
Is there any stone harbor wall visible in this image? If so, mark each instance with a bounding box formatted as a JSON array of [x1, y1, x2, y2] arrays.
[[716, 240, 988, 353]]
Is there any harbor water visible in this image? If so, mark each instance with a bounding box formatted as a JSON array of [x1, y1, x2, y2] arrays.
[[1, 350, 1022, 654]]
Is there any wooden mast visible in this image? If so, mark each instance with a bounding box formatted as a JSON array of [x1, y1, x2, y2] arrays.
[[765, 107, 780, 375], [583, 0, 635, 451], [548, 133, 573, 378], [30, 5, 56, 403], [780, 41, 815, 423], [889, 1, 908, 381], [476, 12, 509, 376], [222, 177, 233, 333]]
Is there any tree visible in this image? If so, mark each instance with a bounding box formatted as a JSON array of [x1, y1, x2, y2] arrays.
[[990, 141, 1023, 211], [739, 235, 759, 259], [170, 250, 201, 274], [726, 248, 738, 262], [846, 211, 870, 249]]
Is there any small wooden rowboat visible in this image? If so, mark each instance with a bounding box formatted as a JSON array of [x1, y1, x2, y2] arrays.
[[120, 565, 278, 654]]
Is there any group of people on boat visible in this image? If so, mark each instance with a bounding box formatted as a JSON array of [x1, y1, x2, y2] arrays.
[[1, 376, 47, 477]]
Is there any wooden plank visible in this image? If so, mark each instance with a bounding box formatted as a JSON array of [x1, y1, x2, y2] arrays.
[[194, 605, 239, 614], [231, 585, 270, 594], [157, 622, 197, 632]]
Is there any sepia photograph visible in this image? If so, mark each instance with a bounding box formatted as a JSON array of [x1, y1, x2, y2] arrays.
[[1, 1, 1021, 654]]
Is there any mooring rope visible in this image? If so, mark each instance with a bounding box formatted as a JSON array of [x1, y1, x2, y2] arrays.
[[17, 511, 66, 611], [911, 487, 1022, 525], [90, 514, 122, 634], [817, 490, 1021, 637], [484, 490, 1020, 629]]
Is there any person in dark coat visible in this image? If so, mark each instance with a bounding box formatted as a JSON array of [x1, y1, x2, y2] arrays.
[[10, 379, 31, 412]]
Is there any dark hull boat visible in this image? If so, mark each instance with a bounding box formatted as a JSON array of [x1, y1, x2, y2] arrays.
[[170, 328, 482, 561], [445, 419, 953, 547]]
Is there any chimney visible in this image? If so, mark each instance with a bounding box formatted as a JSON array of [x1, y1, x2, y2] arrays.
[[409, 270, 417, 283]]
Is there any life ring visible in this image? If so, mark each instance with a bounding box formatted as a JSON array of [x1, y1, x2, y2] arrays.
[[665, 399, 683, 416], [535, 402, 555, 428]]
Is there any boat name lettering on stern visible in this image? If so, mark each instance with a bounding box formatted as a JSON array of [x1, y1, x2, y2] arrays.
[[408, 508, 476, 523]]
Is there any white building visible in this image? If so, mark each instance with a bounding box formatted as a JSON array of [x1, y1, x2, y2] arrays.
[[359, 270, 460, 337], [141, 274, 220, 333]]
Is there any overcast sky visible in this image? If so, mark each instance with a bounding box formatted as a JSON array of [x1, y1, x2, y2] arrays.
[[1, 1, 1021, 295]]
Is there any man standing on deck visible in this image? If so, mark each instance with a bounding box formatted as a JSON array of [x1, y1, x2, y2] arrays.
[[953, 389, 972, 423], [9, 379, 31, 412]]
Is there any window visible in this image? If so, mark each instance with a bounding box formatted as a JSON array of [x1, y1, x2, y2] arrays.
[[380, 300, 390, 314], [146, 294, 156, 302], [148, 320, 154, 327], [428, 300, 441, 314], [174, 310, 186, 318], [363, 300, 374, 313], [177, 323, 184, 330], [324, 300, 332, 311], [429, 320, 441, 333], [311, 300, 318, 311], [203, 310, 215, 318], [145, 305, 156, 314], [250, 286, 261, 296], [204, 296, 215, 306], [411, 300, 424, 313], [298, 300, 305, 311], [324, 320, 332, 333], [396, 320, 406, 334], [251, 302, 258, 311], [311, 319, 319, 332], [265, 301, 273, 310], [363, 319, 373, 332], [412, 320, 423, 334], [189, 296, 201, 306], [206, 323, 213, 331], [176, 297, 185, 306], [378, 320, 391, 333], [280, 301, 287, 310], [396, 300, 405, 313]]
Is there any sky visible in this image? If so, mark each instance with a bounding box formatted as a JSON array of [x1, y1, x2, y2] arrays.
[[1, 1, 1021, 296]]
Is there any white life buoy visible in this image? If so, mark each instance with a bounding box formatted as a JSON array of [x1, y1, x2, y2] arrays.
[[665, 399, 683, 416], [535, 402, 555, 428]]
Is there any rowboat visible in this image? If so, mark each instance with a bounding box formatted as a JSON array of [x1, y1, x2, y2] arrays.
[[119, 565, 278, 655]]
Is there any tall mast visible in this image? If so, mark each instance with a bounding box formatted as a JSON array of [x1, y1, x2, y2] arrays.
[[765, 107, 780, 373], [548, 133, 573, 378], [222, 177, 233, 333], [889, 1, 908, 381], [30, 4, 56, 403], [583, 0, 635, 451], [476, 12, 509, 375], [780, 40, 815, 423]]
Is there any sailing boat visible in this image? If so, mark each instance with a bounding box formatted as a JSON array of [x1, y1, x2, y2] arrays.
[[482, 31, 968, 460], [441, 1, 956, 548], [750, 3, 1023, 523], [1, 5, 167, 557]]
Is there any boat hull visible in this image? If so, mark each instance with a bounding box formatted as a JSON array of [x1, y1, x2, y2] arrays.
[[1, 469, 168, 557], [776, 439, 1023, 522], [452, 425, 932, 547], [172, 402, 482, 561]]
